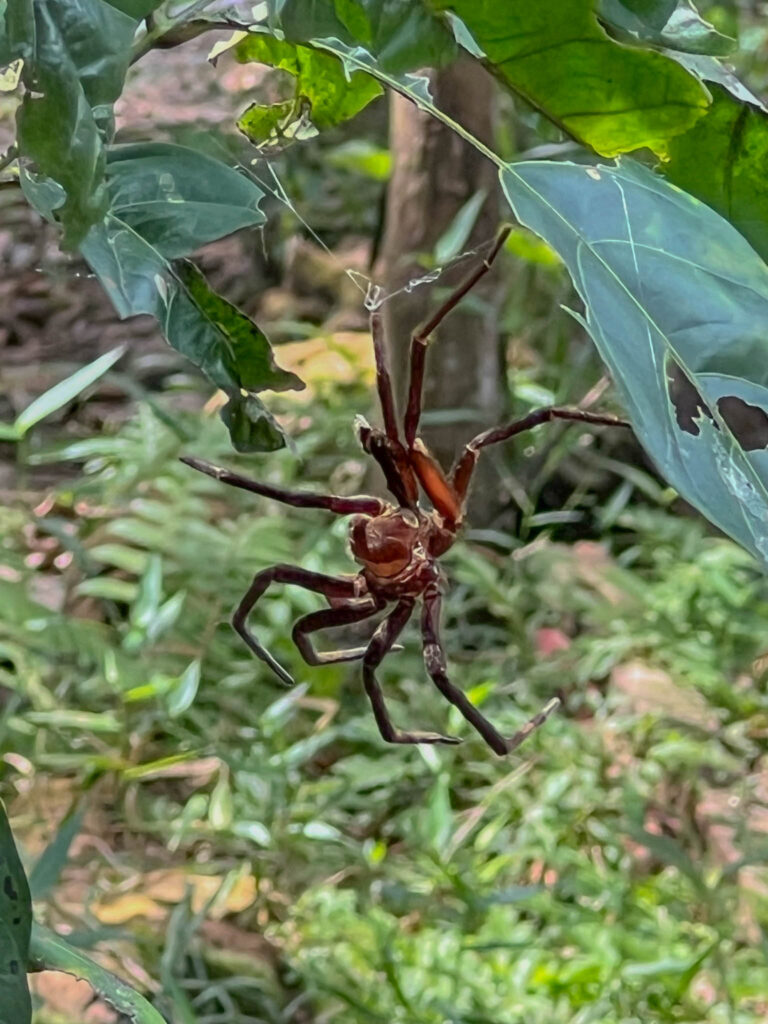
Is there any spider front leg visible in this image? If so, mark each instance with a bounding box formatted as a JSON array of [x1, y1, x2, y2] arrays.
[[363, 599, 461, 746], [233, 566, 365, 686], [421, 587, 560, 756], [451, 406, 631, 505], [404, 225, 511, 448]]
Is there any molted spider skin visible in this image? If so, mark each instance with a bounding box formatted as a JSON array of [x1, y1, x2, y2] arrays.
[[181, 226, 629, 755]]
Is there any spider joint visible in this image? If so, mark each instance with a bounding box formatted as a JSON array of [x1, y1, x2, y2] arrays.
[[423, 642, 446, 673]]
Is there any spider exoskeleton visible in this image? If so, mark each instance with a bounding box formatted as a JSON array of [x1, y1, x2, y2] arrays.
[[181, 227, 629, 755]]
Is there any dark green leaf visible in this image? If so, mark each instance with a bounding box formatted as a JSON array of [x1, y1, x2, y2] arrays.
[[105, 143, 268, 258], [501, 157, 768, 564], [28, 805, 84, 901], [663, 86, 768, 264], [431, 0, 709, 157], [80, 220, 301, 451], [29, 924, 166, 1024], [0, 801, 31, 1024], [273, 0, 457, 73], [174, 259, 301, 394], [15, 0, 137, 246], [235, 32, 382, 143], [105, 0, 163, 17], [598, 0, 735, 56], [221, 392, 286, 453], [0, 0, 33, 65]]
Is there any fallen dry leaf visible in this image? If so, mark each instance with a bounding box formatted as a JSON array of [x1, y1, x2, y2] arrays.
[[611, 660, 718, 730], [93, 869, 257, 924]]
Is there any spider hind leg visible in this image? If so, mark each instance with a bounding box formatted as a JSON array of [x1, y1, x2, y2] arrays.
[[233, 565, 364, 686], [421, 588, 560, 756], [363, 599, 461, 746]]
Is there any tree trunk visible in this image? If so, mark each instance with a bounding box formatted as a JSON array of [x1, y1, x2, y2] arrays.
[[375, 59, 507, 525]]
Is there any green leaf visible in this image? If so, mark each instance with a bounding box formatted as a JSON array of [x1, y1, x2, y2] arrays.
[[15, 0, 138, 246], [131, 554, 163, 630], [431, 0, 709, 157], [208, 772, 234, 831], [104, 143, 268, 259], [13, 347, 124, 437], [663, 86, 768, 265], [598, 0, 735, 56], [0, 801, 31, 1024], [167, 660, 202, 718], [29, 805, 84, 901], [29, 924, 167, 1024], [106, 0, 163, 17], [80, 219, 302, 452], [501, 157, 768, 565], [273, 0, 457, 74], [174, 259, 300, 394], [235, 32, 382, 144]]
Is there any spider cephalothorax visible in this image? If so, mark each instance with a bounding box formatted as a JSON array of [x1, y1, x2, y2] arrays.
[[182, 228, 628, 755]]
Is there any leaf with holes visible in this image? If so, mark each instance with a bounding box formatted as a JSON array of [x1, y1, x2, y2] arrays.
[[235, 33, 382, 146], [0, 802, 31, 1024], [501, 157, 768, 566]]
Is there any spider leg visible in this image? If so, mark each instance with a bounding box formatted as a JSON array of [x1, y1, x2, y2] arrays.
[[363, 598, 461, 746], [355, 418, 419, 508], [233, 566, 365, 686], [404, 225, 511, 448], [421, 587, 560, 757], [180, 456, 386, 516], [370, 310, 401, 443], [293, 594, 387, 665], [451, 405, 631, 505]]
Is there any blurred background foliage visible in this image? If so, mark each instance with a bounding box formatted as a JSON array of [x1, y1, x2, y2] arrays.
[[5, 1, 768, 1022]]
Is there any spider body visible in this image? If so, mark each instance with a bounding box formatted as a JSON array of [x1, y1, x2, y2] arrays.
[[182, 227, 629, 755]]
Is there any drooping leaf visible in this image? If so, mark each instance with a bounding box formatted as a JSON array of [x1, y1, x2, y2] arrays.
[[104, 143, 268, 258], [80, 219, 300, 451], [72, 139, 302, 450], [598, 0, 735, 56], [0, 801, 32, 1024], [429, 0, 709, 157], [29, 924, 166, 1024], [272, 0, 457, 74], [235, 32, 382, 145], [501, 157, 768, 565], [13, 0, 138, 246]]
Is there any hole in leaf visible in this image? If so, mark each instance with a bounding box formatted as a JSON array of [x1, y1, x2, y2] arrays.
[[667, 362, 714, 436], [716, 396, 768, 451]]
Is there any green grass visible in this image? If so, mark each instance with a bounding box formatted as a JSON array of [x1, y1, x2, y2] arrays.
[[4, 376, 768, 1023]]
